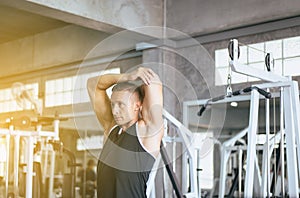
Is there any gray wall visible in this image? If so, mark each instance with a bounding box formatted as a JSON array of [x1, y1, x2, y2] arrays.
[[167, 0, 300, 36]]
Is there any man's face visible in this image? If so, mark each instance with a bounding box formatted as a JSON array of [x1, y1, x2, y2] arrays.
[[111, 90, 140, 126]]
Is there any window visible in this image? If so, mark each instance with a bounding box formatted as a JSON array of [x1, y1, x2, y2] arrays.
[[45, 68, 120, 107], [0, 83, 39, 113], [215, 35, 300, 85]]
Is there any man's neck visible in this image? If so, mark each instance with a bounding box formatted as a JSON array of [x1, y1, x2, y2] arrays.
[[120, 119, 138, 131]]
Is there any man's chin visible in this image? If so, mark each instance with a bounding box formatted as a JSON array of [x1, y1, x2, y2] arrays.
[[115, 120, 124, 125]]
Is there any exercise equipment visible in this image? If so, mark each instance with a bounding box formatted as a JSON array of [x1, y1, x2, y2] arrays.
[[48, 140, 80, 198], [198, 86, 271, 117], [229, 39, 300, 197], [160, 142, 185, 198], [184, 38, 299, 197], [0, 82, 75, 197], [0, 115, 76, 198], [140, 110, 198, 198], [0, 121, 57, 197]]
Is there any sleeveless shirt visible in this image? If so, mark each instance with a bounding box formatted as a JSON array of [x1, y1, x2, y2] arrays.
[[97, 123, 155, 198]]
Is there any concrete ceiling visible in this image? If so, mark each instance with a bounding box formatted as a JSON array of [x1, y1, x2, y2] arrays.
[[0, 4, 68, 44]]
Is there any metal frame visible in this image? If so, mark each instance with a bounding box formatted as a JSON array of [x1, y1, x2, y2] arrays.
[[183, 39, 300, 197], [0, 119, 59, 198], [219, 128, 247, 197], [183, 85, 294, 197], [230, 39, 300, 197]]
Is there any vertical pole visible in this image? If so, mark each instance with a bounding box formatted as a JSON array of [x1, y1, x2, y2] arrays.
[[182, 151, 187, 194], [190, 144, 197, 196], [197, 149, 201, 198], [54, 119, 60, 140], [25, 136, 34, 198], [48, 149, 55, 198], [14, 135, 20, 194], [266, 88, 270, 197], [280, 88, 285, 196], [218, 148, 230, 197], [5, 126, 12, 198], [49, 119, 59, 198], [254, 154, 262, 191], [290, 81, 300, 179], [244, 90, 260, 197], [238, 148, 242, 197], [83, 130, 87, 198], [283, 86, 298, 197], [42, 140, 48, 184], [182, 103, 189, 194]]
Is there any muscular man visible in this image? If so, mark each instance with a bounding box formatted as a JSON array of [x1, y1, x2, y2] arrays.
[[87, 67, 163, 198]]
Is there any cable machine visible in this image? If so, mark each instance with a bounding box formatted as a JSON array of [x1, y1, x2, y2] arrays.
[[183, 39, 300, 197]]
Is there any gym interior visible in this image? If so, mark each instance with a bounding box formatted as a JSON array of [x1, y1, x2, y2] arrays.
[[1, 0, 300, 197]]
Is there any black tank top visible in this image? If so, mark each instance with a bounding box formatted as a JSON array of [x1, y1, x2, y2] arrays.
[[97, 123, 155, 198]]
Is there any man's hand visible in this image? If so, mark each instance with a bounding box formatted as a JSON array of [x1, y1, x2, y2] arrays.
[[127, 67, 156, 85]]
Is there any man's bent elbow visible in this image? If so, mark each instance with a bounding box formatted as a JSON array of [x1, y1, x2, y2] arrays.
[[87, 77, 98, 94]]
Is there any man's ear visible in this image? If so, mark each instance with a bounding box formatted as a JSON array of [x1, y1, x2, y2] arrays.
[[134, 102, 142, 111]]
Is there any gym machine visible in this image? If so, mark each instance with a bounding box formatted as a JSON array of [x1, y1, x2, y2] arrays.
[[229, 39, 300, 197], [191, 39, 300, 197], [0, 83, 79, 198], [0, 115, 80, 198]]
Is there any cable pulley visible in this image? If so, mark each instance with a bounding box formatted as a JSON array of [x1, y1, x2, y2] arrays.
[[228, 39, 240, 60], [265, 53, 274, 72]]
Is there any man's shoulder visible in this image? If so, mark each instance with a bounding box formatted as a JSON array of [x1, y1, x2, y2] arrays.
[[137, 119, 163, 134]]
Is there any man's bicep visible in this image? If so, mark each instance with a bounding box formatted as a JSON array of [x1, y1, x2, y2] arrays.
[[87, 77, 115, 131], [93, 91, 115, 131], [142, 81, 163, 126]]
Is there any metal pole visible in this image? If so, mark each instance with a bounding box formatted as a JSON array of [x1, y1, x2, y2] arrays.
[[160, 143, 184, 198], [13, 135, 20, 194], [283, 86, 298, 197], [280, 88, 285, 196], [42, 140, 48, 184], [238, 148, 242, 197], [5, 126, 12, 198], [48, 148, 55, 198], [49, 119, 59, 198], [244, 90, 260, 197], [197, 149, 201, 198], [218, 148, 230, 198], [83, 130, 87, 198], [290, 81, 300, 181], [25, 136, 34, 198], [266, 88, 270, 198]]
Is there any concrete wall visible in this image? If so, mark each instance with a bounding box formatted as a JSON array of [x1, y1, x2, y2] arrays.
[[167, 0, 300, 36], [2, 0, 163, 34], [0, 25, 109, 78]]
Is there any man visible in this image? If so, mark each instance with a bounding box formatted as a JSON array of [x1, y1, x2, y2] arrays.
[[87, 67, 163, 198]]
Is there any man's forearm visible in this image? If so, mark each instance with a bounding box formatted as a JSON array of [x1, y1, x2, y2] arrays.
[[95, 73, 129, 90]]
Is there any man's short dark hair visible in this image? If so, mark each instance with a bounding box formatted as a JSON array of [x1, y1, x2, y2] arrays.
[[112, 82, 144, 102]]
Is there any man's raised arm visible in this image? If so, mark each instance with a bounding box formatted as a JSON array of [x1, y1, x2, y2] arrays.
[[87, 73, 128, 134]]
